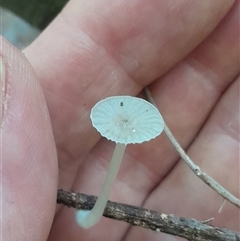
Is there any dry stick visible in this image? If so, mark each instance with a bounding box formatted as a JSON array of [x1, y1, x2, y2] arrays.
[[57, 189, 240, 241], [144, 87, 240, 208]]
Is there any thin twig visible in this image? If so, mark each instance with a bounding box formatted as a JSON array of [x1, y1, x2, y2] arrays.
[[57, 189, 240, 241], [201, 217, 215, 224], [144, 87, 240, 208]]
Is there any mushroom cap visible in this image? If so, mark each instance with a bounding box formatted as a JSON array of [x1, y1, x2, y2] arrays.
[[90, 96, 164, 144]]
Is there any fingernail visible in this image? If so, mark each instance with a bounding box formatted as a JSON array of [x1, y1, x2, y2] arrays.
[[0, 56, 6, 127]]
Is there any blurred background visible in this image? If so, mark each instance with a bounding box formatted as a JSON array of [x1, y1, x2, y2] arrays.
[[1, 0, 68, 49]]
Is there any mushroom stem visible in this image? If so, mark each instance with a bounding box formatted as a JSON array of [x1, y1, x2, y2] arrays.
[[76, 143, 127, 229]]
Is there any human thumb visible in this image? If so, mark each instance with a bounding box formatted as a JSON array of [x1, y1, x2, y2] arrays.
[[1, 37, 58, 241]]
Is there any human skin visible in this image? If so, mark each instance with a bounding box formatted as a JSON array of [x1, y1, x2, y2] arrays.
[[1, 0, 239, 240]]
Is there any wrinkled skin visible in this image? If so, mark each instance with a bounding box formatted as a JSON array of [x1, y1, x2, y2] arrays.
[[2, 0, 239, 240]]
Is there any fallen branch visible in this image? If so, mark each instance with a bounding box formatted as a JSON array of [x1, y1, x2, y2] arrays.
[[57, 189, 240, 241], [144, 88, 240, 208]]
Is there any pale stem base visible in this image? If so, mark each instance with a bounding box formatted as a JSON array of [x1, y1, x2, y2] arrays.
[[76, 143, 127, 229]]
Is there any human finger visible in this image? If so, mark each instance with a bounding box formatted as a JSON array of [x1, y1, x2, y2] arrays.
[[1, 38, 58, 241]]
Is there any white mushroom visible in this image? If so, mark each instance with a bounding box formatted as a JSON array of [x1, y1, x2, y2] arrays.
[[76, 95, 164, 229]]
